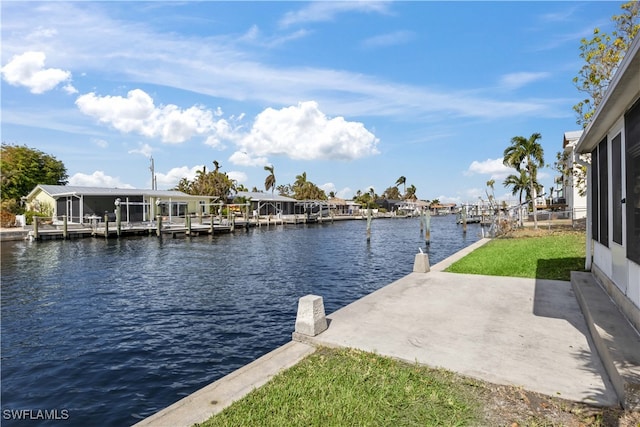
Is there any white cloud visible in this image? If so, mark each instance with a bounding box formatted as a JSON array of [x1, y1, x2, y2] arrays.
[[279, 1, 391, 27], [227, 171, 248, 184], [75, 89, 232, 144], [466, 158, 513, 179], [128, 143, 153, 157], [236, 101, 379, 162], [1, 4, 571, 123], [336, 187, 353, 199], [499, 72, 551, 90], [155, 165, 204, 189], [68, 171, 134, 188], [361, 31, 414, 49], [320, 182, 336, 194], [228, 150, 269, 167], [1, 51, 72, 94], [92, 138, 109, 148]]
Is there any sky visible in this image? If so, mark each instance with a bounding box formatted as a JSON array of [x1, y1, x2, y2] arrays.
[[0, 1, 624, 204]]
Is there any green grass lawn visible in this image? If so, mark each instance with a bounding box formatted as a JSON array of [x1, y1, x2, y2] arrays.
[[445, 231, 586, 280], [197, 348, 481, 427]]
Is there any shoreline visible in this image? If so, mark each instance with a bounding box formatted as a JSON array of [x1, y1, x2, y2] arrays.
[[133, 238, 492, 427]]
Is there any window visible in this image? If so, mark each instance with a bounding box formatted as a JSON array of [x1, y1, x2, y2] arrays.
[[626, 98, 640, 264], [612, 133, 622, 245], [591, 146, 599, 241], [598, 137, 609, 247]]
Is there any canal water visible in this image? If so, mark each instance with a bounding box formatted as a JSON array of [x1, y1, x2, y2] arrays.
[[1, 215, 482, 426]]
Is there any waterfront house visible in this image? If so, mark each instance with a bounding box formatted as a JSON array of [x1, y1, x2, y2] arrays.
[[234, 191, 297, 216], [575, 34, 640, 330], [26, 185, 216, 224]]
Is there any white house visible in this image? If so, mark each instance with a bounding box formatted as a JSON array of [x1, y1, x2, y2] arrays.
[[559, 130, 588, 220], [26, 185, 217, 224], [575, 34, 640, 330]]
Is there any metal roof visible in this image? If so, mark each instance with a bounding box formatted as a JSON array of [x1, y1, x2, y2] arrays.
[[28, 185, 216, 200], [235, 191, 297, 202]]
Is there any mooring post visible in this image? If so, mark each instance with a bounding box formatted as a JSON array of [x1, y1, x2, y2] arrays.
[[366, 207, 372, 242], [425, 210, 431, 245], [462, 206, 467, 234], [186, 214, 191, 236], [33, 217, 39, 240], [210, 213, 214, 235], [294, 295, 328, 337], [63, 216, 68, 239], [115, 199, 122, 237], [104, 214, 109, 237], [156, 215, 162, 237]]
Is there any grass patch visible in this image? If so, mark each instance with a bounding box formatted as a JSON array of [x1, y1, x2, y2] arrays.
[[445, 230, 586, 280], [197, 347, 480, 427]]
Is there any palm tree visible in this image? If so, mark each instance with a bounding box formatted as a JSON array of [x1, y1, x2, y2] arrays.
[[395, 176, 406, 198], [503, 170, 528, 207], [264, 165, 276, 194], [405, 184, 417, 201], [503, 133, 544, 229]]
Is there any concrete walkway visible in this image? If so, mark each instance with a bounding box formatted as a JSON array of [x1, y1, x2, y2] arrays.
[[136, 238, 622, 426], [299, 270, 617, 406]]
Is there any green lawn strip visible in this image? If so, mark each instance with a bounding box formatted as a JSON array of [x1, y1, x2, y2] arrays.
[[445, 233, 586, 280], [197, 347, 481, 427]]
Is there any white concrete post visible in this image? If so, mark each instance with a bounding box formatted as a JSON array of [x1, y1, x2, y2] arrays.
[[295, 295, 328, 336], [413, 252, 430, 273]]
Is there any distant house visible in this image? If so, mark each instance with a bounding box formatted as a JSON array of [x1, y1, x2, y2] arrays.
[[327, 197, 351, 215], [430, 203, 457, 215], [26, 185, 216, 223], [556, 130, 588, 219], [575, 34, 640, 330], [234, 191, 297, 216]]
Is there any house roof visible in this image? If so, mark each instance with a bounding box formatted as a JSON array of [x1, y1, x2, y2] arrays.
[[27, 184, 215, 200], [235, 191, 297, 202], [563, 130, 583, 148], [576, 35, 640, 153]]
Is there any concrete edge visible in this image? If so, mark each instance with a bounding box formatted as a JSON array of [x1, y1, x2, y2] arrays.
[[430, 238, 492, 272], [133, 341, 316, 427], [571, 271, 640, 410]]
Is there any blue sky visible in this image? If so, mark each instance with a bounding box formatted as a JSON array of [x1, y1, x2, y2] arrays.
[[0, 1, 622, 204]]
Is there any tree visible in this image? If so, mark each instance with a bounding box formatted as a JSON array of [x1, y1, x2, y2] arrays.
[[264, 165, 276, 194], [292, 171, 327, 200], [486, 179, 496, 211], [573, 1, 640, 127], [172, 161, 234, 202], [276, 184, 292, 197], [1, 144, 68, 209], [405, 184, 417, 201], [503, 170, 529, 207], [503, 133, 545, 229], [382, 186, 402, 200], [395, 176, 406, 198]]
